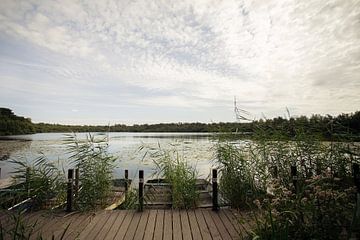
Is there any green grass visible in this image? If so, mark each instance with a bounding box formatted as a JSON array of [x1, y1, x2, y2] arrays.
[[64, 133, 116, 211], [150, 146, 199, 209]]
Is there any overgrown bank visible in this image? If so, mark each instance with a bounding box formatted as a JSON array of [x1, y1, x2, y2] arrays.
[[1, 107, 360, 141], [216, 130, 360, 239]]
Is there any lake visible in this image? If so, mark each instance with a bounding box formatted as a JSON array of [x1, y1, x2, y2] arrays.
[[0, 132, 219, 181]]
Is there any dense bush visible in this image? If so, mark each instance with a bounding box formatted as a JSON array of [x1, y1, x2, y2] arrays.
[[216, 129, 360, 239], [250, 174, 356, 239], [216, 142, 262, 208]]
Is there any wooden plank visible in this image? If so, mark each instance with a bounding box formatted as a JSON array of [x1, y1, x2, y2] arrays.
[[209, 211, 231, 239], [95, 211, 121, 240], [43, 213, 78, 239], [84, 211, 112, 240], [5, 210, 45, 231], [78, 211, 107, 239], [124, 211, 142, 240], [180, 210, 192, 240], [172, 210, 182, 240], [64, 213, 93, 240], [29, 212, 59, 239], [34, 214, 65, 239], [52, 213, 83, 239], [153, 209, 164, 240], [104, 210, 127, 240], [113, 210, 135, 240], [30, 212, 73, 239], [143, 210, 157, 240], [235, 210, 253, 237], [133, 210, 150, 240], [218, 210, 239, 239], [163, 210, 172, 240], [187, 210, 202, 240], [223, 209, 242, 235], [201, 209, 221, 240], [194, 209, 211, 240]]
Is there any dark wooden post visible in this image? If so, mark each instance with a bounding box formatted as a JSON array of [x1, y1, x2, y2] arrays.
[[25, 167, 30, 197], [353, 163, 360, 193], [74, 168, 79, 202], [291, 165, 298, 193], [125, 170, 129, 193], [212, 169, 219, 211], [66, 169, 74, 212], [138, 170, 144, 211], [0, 167, 2, 179]]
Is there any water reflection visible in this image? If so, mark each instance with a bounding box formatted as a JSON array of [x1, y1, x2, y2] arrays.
[[0, 140, 31, 161], [0, 132, 218, 180]]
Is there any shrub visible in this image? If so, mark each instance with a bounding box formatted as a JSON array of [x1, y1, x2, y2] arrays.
[[10, 155, 66, 209], [152, 147, 198, 209], [216, 142, 261, 208], [250, 174, 356, 240], [65, 133, 116, 211]]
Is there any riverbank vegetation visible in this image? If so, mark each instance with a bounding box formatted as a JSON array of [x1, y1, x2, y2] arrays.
[[64, 133, 116, 211], [0, 108, 35, 136], [151, 147, 199, 209], [216, 128, 360, 239], [1, 107, 360, 141], [1, 133, 116, 212]]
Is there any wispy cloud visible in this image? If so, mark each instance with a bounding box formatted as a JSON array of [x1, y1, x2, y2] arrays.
[[0, 0, 359, 124]]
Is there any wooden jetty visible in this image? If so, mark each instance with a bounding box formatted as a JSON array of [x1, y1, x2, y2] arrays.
[[144, 179, 213, 208], [0, 208, 251, 240]]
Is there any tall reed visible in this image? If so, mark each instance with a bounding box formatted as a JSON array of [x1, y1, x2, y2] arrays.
[[64, 133, 116, 211]]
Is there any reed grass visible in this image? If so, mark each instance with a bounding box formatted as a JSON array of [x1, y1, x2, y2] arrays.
[[216, 124, 360, 239], [64, 133, 116, 211], [8, 155, 66, 209], [150, 146, 199, 209]]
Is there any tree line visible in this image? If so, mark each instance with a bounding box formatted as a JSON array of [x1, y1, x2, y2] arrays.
[[0, 108, 35, 135], [1, 107, 359, 140]]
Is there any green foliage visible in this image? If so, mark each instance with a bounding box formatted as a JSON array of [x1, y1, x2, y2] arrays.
[[2, 107, 360, 140], [118, 189, 138, 210], [9, 155, 66, 209], [0, 211, 37, 240], [151, 147, 199, 209], [216, 124, 360, 239], [250, 175, 356, 240], [0, 108, 35, 136], [64, 133, 116, 211], [216, 143, 262, 208]]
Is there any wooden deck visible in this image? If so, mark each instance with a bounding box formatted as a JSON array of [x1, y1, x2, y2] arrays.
[[0, 209, 251, 239]]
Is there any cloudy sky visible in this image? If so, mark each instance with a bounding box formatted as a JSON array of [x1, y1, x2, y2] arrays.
[[0, 0, 359, 125]]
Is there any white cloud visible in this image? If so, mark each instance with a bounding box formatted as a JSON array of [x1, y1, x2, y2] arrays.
[[0, 0, 359, 123]]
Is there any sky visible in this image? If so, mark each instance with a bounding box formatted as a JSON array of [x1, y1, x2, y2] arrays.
[[0, 0, 359, 125]]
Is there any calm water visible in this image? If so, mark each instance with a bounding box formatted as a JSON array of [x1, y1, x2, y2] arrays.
[[0, 132, 219, 181]]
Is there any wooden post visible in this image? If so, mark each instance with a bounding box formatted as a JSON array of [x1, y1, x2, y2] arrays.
[[66, 169, 74, 212], [74, 168, 79, 202], [138, 170, 144, 212], [25, 167, 30, 197], [125, 170, 129, 193], [212, 169, 219, 211], [291, 165, 298, 193], [0, 167, 1, 179]]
